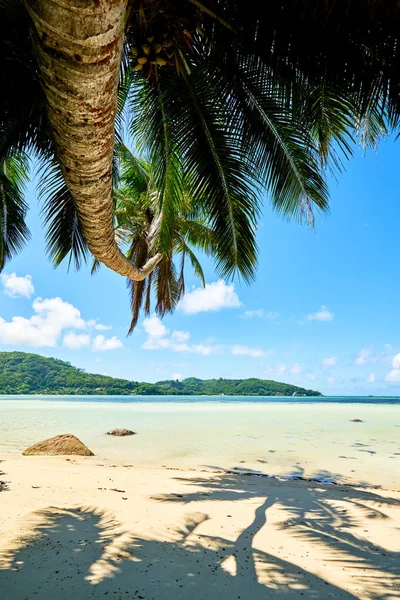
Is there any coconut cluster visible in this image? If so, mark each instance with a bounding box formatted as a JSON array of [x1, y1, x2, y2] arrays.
[[131, 34, 176, 78]]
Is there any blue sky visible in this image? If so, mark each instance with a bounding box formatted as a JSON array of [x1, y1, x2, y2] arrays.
[[1, 136, 400, 395]]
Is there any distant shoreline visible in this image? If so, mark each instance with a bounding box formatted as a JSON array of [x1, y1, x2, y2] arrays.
[[1, 394, 400, 403]]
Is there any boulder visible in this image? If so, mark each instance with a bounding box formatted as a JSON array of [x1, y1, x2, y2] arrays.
[[22, 434, 94, 456], [106, 429, 136, 436]]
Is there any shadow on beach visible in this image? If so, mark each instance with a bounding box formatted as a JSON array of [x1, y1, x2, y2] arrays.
[[0, 469, 399, 599], [0, 460, 9, 492]]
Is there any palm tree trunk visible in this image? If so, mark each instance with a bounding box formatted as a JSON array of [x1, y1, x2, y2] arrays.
[[25, 0, 161, 280]]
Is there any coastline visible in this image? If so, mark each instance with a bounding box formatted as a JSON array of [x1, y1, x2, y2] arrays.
[[1, 455, 399, 599]]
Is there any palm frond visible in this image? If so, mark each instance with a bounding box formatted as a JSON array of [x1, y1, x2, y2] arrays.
[[131, 65, 259, 282], [38, 159, 89, 270], [175, 237, 206, 287], [154, 255, 181, 317], [0, 150, 31, 270], [130, 78, 185, 256], [127, 232, 149, 334]]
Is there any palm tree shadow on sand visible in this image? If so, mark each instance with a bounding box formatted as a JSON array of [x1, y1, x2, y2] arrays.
[[0, 460, 9, 491], [0, 468, 399, 599]]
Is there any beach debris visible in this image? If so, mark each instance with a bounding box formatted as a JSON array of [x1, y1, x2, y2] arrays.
[[22, 434, 94, 456], [106, 429, 136, 436], [110, 488, 126, 493], [350, 419, 364, 422]]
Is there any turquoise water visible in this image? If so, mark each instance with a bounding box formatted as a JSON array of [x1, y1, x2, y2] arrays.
[[1, 396, 399, 489]]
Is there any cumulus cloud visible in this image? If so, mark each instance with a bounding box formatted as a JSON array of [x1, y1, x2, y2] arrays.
[[231, 345, 273, 358], [172, 330, 190, 343], [355, 348, 373, 365], [326, 376, 335, 385], [143, 315, 168, 338], [290, 363, 303, 374], [142, 315, 220, 355], [392, 353, 400, 369], [92, 335, 123, 351], [306, 305, 334, 322], [63, 332, 91, 350], [0, 294, 122, 351], [0, 297, 86, 347], [241, 309, 279, 320], [1, 273, 34, 298], [142, 315, 273, 358], [87, 320, 112, 331], [322, 356, 338, 367], [366, 373, 376, 383], [179, 280, 241, 314], [385, 353, 400, 382]]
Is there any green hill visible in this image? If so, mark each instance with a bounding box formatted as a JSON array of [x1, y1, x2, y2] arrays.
[[0, 352, 322, 396]]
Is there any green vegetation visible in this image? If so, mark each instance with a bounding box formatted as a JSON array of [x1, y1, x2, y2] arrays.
[[0, 352, 321, 397]]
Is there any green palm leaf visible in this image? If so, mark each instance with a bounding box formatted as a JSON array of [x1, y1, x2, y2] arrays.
[[38, 160, 89, 270], [0, 151, 30, 270]]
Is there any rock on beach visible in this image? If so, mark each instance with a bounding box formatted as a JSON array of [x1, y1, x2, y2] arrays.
[[22, 434, 94, 456]]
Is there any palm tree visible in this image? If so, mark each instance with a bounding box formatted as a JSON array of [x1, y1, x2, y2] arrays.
[[1, 1, 400, 280], [95, 143, 221, 333]]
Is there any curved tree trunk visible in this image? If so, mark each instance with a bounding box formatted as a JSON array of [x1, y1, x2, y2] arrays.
[[25, 0, 161, 280]]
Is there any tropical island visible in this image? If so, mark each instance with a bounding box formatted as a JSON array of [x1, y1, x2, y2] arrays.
[[0, 352, 321, 397]]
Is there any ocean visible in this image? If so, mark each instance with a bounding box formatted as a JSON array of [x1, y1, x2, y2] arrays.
[[1, 395, 399, 489]]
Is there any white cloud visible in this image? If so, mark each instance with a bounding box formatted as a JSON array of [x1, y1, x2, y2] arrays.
[[142, 315, 220, 355], [322, 356, 338, 367], [392, 353, 400, 369], [241, 309, 279, 320], [1, 273, 34, 299], [355, 348, 373, 365], [385, 370, 400, 383], [92, 335, 123, 351], [291, 363, 303, 374], [326, 376, 335, 385], [190, 344, 219, 355], [0, 297, 85, 347], [385, 353, 400, 382], [263, 364, 288, 378], [306, 305, 334, 322], [231, 344, 272, 358], [355, 346, 394, 366], [306, 374, 317, 380], [143, 315, 168, 338], [171, 373, 183, 381], [87, 320, 112, 331], [63, 332, 91, 350], [366, 373, 375, 383], [171, 330, 190, 343], [179, 280, 241, 314]]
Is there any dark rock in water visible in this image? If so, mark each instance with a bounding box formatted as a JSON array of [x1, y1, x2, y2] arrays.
[[350, 419, 364, 423], [22, 434, 94, 456], [106, 429, 136, 436]]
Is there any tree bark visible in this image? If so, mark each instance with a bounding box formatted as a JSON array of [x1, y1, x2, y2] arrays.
[[25, 0, 161, 280]]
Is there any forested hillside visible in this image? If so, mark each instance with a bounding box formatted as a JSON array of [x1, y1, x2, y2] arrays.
[[0, 352, 322, 396]]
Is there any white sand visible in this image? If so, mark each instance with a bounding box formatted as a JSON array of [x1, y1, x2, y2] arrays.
[[0, 455, 399, 599]]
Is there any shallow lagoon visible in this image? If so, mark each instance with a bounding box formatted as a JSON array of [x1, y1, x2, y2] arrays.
[[1, 396, 399, 489]]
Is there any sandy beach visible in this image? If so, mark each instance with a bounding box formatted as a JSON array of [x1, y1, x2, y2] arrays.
[[1, 455, 399, 599]]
